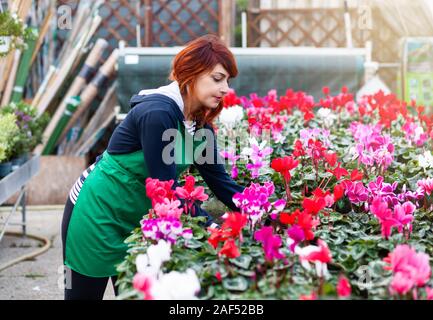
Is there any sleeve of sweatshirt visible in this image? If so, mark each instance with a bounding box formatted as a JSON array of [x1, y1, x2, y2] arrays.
[[137, 109, 179, 181], [193, 125, 245, 212]]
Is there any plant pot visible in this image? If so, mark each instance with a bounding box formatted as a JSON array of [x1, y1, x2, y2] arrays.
[[0, 161, 12, 178], [11, 152, 30, 170]]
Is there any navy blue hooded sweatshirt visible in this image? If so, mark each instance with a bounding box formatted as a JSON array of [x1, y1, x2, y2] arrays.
[[105, 92, 245, 225]]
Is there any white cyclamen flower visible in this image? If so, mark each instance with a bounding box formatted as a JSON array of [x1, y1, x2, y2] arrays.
[[419, 150, 433, 169], [218, 105, 244, 129], [147, 239, 172, 269], [317, 108, 337, 128], [136, 239, 172, 276], [151, 268, 201, 300]]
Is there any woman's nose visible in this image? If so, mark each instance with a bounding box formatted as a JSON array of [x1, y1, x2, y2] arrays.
[[220, 82, 229, 95]]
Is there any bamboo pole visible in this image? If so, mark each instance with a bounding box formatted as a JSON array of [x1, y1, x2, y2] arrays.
[[0, 54, 15, 104], [11, 27, 38, 103], [42, 96, 81, 155], [31, 65, 56, 109], [36, 14, 102, 116], [74, 107, 119, 157], [57, 49, 118, 147], [30, 7, 54, 67], [70, 83, 117, 155], [1, 50, 21, 106], [36, 38, 108, 155]]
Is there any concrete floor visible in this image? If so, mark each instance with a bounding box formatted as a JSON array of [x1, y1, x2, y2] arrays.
[[0, 206, 116, 300]]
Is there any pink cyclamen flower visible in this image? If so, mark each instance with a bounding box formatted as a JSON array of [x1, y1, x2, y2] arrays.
[[384, 245, 431, 296], [302, 239, 332, 264], [145, 178, 175, 206], [299, 292, 317, 300], [417, 178, 433, 196], [175, 175, 208, 215], [390, 272, 415, 296], [337, 275, 351, 298], [133, 273, 153, 300], [254, 226, 285, 262], [175, 176, 209, 202], [393, 201, 415, 234], [154, 198, 183, 219]]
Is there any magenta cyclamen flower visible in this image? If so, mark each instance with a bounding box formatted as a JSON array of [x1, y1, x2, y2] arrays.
[[232, 182, 285, 226], [385, 245, 431, 296], [369, 197, 415, 239], [369, 197, 398, 239], [397, 184, 425, 203], [350, 122, 395, 171], [345, 181, 368, 204], [254, 226, 285, 262], [287, 225, 305, 252], [367, 176, 399, 207], [140, 217, 191, 244], [402, 121, 429, 147], [220, 150, 241, 179]]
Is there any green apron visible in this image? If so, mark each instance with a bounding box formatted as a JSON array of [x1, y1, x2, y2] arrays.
[[65, 122, 206, 277]]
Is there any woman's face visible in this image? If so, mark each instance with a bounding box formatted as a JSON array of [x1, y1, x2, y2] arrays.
[[193, 63, 230, 110]]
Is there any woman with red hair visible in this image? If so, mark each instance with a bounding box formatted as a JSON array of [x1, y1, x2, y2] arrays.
[[61, 34, 244, 299]]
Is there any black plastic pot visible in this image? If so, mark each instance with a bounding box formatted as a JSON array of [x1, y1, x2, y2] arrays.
[[0, 161, 12, 178]]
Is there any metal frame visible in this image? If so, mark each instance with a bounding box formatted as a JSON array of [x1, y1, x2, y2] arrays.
[[119, 46, 369, 57], [0, 155, 40, 242]]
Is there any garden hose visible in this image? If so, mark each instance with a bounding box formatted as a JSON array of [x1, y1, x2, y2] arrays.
[[0, 231, 51, 272]]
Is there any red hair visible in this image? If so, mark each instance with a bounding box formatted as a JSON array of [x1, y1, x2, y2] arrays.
[[169, 34, 238, 127]]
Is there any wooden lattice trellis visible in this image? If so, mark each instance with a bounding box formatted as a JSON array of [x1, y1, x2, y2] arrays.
[[247, 7, 400, 92], [57, 0, 232, 52]]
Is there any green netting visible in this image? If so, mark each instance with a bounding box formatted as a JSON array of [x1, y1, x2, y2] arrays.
[[117, 49, 365, 112]]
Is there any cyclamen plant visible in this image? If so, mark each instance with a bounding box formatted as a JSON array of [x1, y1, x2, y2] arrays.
[[117, 86, 433, 300]]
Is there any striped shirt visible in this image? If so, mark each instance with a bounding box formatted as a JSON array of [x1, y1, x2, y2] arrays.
[[69, 161, 98, 205]]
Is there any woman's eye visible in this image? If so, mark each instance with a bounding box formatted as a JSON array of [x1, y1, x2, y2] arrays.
[[213, 77, 222, 82]]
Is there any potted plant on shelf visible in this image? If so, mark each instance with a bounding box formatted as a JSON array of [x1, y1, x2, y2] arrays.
[[1, 101, 50, 169], [0, 113, 19, 178], [0, 10, 35, 57]]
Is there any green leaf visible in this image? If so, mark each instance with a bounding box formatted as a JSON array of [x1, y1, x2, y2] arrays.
[[222, 276, 249, 292], [116, 289, 141, 300], [230, 255, 252, 269], [184, 238, 203, 249]]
